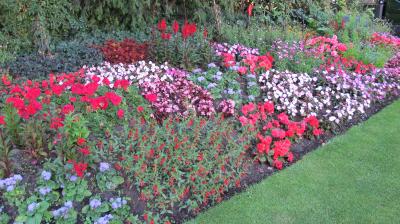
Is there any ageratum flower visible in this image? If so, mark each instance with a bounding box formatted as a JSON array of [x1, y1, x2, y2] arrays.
[[99, 162, 110, 172], [89, 199, 102, 209], [94, 214, 113, 224], [41, 170, 52, 181]]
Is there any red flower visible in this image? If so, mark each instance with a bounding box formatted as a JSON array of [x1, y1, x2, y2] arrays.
[[114, 163, 122, 171], [24, 87, 41, 100], [241, 103, 255, 116], [77, 137, 86, 146], [203, 27, 208, 38], [51, 85, 64, 96], [305, 115, 319, 128], [161, 32, 172, 40], [137, 106, 144, 113], [182, 22, 197, 39], [90, 96, 108, 110], [62, 104, 74, 115], [274, 160, 283, 170], [72, 161, 88, 178], [287, 152, 294, 162], [0, 116, 5, 125], [237, 66, 248, 75], [262, 101, 275, 114], [2, 75, 11, 86], [6, 97, 25, 110], [247, 3, 254, 17], [277, 113, 290, 125], [114, 79, 130, 91], [158, 18, 167, 32], [105, 92, 122, 106], [272, 129, 286, 139], [42, 80, 48, 89], [313, 128, 323, 136], [172, 20, 179, 34], [117, 109, 124, 119], [144, 93, 157, 103], [50, 117, 64, 130], [79, 147, 91, 156]]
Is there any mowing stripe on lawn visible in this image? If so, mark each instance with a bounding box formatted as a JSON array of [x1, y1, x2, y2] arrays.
[[188, 100, 400, 224]]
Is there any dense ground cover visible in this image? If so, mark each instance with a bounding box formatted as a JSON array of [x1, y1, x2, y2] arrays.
[[189, 100, 400, 224], [0, 1, 399, 224]]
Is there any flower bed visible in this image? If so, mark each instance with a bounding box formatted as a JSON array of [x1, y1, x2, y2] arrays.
[[0, 29, 400, 224]]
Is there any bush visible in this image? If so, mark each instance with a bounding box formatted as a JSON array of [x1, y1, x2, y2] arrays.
[[6, 41, 103, 79], [97, 39, 148, 64]]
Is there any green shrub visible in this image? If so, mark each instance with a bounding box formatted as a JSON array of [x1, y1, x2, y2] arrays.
[[7, 41, 103, 79]]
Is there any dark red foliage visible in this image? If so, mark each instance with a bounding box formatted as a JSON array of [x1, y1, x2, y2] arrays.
[[99, 39, 148, 64]]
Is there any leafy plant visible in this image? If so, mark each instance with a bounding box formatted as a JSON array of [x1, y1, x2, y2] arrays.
[[6, 41, 103, 79]]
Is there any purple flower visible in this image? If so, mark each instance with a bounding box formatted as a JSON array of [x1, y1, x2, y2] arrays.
[[69, 175, 78, 182], [27, 202, 39, 213], [41, 170, 52, 181], [109, 197, 127, 210], [99, 162, 110, 172], [94, 214, 113, 224], [89, 199, 102, 209], [38, 187, 51, 196]]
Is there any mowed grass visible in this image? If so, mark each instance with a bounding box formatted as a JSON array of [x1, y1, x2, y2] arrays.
[[188, 100, 400, 224]]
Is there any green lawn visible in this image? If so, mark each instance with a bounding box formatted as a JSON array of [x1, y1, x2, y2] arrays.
[[189, 100, 400, 224]]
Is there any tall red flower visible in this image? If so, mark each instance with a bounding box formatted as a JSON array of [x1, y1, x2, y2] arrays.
[[182, 22, 197, 39], [247, 3, 254, 17], [172, 20, 179, 34], [158, 18, 167, 32]]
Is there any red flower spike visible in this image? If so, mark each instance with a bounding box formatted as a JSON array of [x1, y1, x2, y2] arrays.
[[247, 3, 254, 17], [172, 20, 179, 34], [158, 18, 167, 32]]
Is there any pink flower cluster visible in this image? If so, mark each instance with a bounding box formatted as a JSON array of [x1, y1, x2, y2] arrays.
[[371, 33, 400, 48], [139, 68, 215, 119]]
